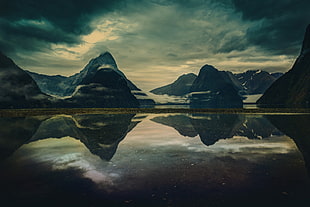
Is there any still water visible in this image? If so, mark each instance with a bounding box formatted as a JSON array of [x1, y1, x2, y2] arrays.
[[0, 113, 310, 207]]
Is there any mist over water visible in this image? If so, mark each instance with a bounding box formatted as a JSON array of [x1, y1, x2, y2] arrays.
[[0, 113, 309, 207]]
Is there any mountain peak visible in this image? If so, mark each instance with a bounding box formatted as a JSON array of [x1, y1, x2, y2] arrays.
[[178, 73, 197, 80], [90, 51, 118, 70], [200, 64, 218, 72], [301, 24, 310, 55]]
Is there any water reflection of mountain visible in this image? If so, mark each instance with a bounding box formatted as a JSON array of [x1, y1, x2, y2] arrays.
[[0, 114, 140, 161], [266, 115, 310, 174], [30, 114, 140, 161], [151, 114, 282, 146]]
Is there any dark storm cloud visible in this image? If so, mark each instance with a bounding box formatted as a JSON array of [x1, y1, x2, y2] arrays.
[[0, 18, 80, 53], [0, 0, 128, 33], [232, 0, 310, 55], [0, 0, 127, 54]]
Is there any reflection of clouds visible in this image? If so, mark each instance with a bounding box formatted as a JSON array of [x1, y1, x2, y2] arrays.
[[123, 120, 299, 161], [213, 136, 294, 153], [17, 137, 119, 189], [184, 136, 298, 161]]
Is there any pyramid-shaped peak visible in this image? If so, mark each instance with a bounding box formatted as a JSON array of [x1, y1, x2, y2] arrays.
[[98, 51, 114, 59], [301, 24, 310, 55], [90, 51, 118, 69]]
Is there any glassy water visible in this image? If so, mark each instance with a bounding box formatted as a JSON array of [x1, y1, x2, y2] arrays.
[[0, 113, 310, 207]]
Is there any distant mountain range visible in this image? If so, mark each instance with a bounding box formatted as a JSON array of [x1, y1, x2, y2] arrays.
[[150, 64, 283, 107], [235, 70, 283, 94], [257, 24, 310, 108], [151, 69, 283, 97], [0, 52, 154, 108], [149, 24, 310, 108]]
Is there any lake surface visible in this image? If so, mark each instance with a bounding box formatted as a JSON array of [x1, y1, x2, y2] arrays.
[[0, 112, 310, 207]]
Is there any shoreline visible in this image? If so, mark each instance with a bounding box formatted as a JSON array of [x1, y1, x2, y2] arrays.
[[0, 107, 310, 117]]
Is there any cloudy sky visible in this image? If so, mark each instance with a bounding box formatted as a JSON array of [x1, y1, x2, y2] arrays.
[[0, 0, 309, 91]]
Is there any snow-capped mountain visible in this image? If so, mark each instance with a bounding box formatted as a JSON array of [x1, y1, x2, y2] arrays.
[[234, 70, 283, 95]]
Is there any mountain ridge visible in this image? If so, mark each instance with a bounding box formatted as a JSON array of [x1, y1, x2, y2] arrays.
[[150, 68, 282, 98], [257, 24, 310, 108], [27, 52, 155, 106], [0, 52, 145, 108], [150, 73, 197, 96], [0, 52, 59, 108]]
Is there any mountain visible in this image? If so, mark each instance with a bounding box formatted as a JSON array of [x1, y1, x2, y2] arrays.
[[150, 69, 282, 103], [257, 25, 310, 108], [221, 71, 246, 94], [271, 72, 283, 79], [0, 52, 58, 108], [189, 64, 243, 108], [150, 73, 197, 96], [28, 52, 155, 107], [27, 53, 118, 97], [66, 67, 139, 108], [234, 70, 283, 95], [26, 71, 72, 97]]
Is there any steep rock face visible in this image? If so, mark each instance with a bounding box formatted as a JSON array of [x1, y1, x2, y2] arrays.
[[66, 52, 122, 95], [235, 70, 282, 95], [257, 25, 310, 108], [271, 72, 283, 79], [150, 73, 197, 96], [0, 52, 55, 108], [189, 65, 243, 108], [221, 71, 246, 94], [26, 71, 71, 97], [66, 68, 139, 108]]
